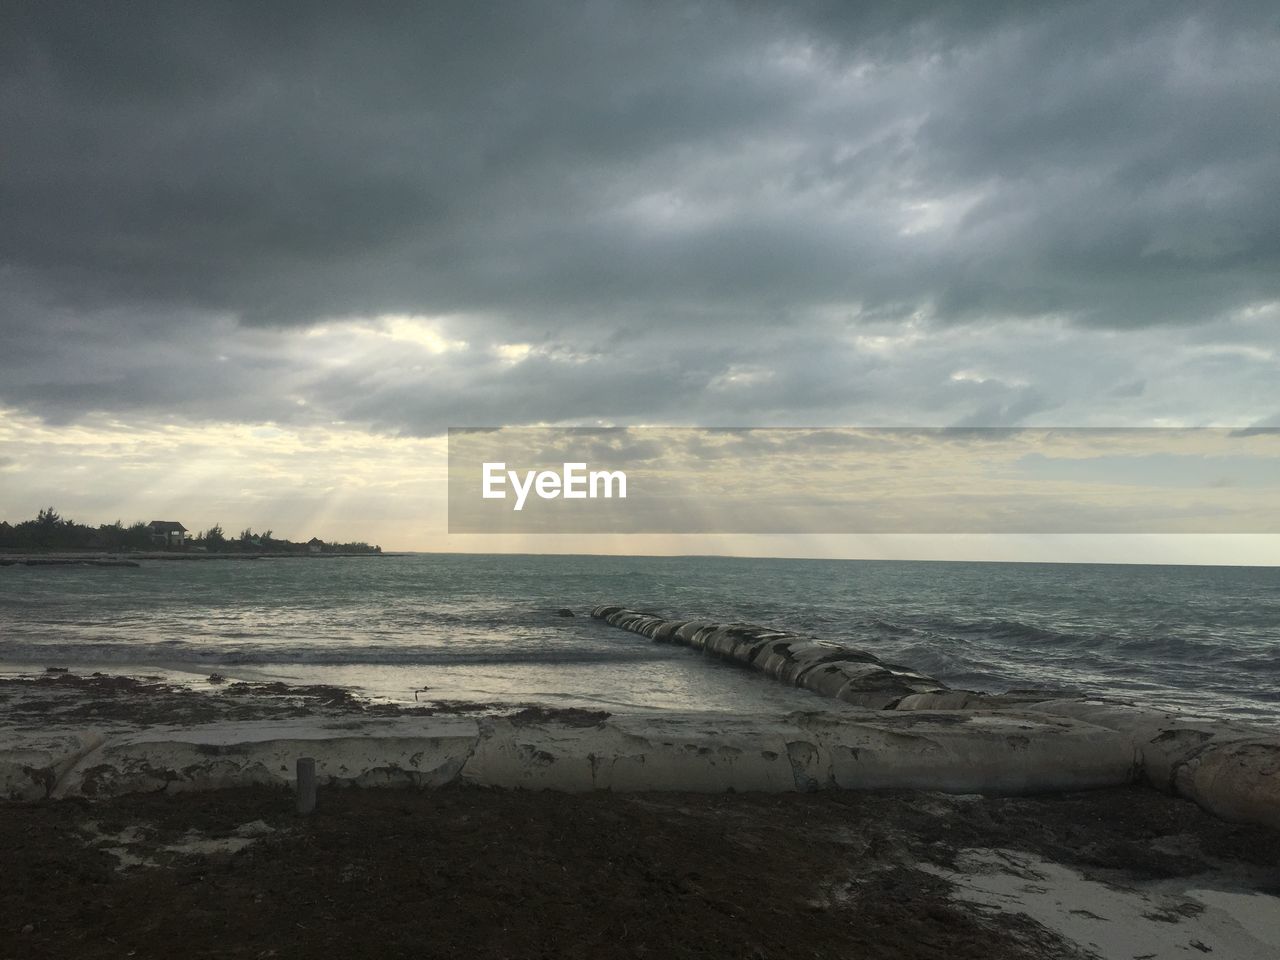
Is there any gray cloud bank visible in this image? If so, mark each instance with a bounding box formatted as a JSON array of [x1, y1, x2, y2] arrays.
[[2, 0, 1278, 432], [447, 427, 1280, 534]]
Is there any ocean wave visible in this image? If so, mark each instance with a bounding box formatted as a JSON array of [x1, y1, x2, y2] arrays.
[[3, 554, 1277, 724]]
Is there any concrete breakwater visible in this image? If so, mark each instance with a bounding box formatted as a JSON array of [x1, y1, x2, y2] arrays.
[[592, 605, 1280, 830], [0, 607, 1275, 831], [590, 604, 1057, 711], [591, 604, 953, 709], [3, 704, 1276, 831], [3, 711, 1137, 803]]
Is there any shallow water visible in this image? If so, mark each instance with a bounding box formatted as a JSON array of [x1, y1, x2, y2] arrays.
[[1, 554, 1276, 722]]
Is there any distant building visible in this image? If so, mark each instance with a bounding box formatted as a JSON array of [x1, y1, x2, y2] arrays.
[[307, 537, 324, 553], [146, 521, 189, 547]]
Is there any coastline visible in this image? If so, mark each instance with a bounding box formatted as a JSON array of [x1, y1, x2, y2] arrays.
[[4, 598, 1278, 959], [4, 667, 1278, 828], [3, 672, 1279, 958], [6, 555, 1277, 726], [0, 672, 1134, 800], [0, 551, 384, 565], [5, 592, 1280, 832]]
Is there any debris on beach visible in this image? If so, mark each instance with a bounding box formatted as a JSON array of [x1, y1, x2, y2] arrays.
[[4, 785, 1278, 959]]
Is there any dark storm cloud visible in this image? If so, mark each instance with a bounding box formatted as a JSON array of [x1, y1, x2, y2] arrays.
[[1, 0, 1277, 431]]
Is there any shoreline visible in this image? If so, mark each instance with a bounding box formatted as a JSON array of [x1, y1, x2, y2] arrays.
[[0, 551, 383, 564], [7, 549, 1279, 569], [3, 669, 1278, 830], [4, 671, 1279, 958], [2, 602, 1277, 828], [1, 672, 1134, 800]]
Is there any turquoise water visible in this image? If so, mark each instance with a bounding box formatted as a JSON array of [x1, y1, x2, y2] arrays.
[[1, 554, 1277, 722]]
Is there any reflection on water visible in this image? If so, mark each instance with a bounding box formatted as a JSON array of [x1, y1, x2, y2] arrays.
[[1, 554, 1277, 722]]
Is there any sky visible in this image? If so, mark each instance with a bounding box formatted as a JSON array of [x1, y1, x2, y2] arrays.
[[1, 1, 1278, 561]]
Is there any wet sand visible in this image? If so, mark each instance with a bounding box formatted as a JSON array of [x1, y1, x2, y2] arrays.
[[0, 671, 560, 727]]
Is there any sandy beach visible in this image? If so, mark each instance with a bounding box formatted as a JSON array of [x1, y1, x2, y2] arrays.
[[5, 776, 1279, 959], [3, 673, 1279, 959]]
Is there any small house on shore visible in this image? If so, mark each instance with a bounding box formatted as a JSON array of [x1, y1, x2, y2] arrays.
[[147, 521, 189, 547], [307, 537, 324, 554]]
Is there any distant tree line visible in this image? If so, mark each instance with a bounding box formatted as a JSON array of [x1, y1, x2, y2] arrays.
[[0, 508, 380, 554], [217, 524, 381, 555], [0, 507, 149, 551]]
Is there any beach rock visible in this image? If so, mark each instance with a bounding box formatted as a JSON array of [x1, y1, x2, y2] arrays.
[[555, 608, 575, 618]]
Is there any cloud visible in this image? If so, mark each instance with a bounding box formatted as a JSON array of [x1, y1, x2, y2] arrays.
[[0, 0, 1277, 436], [446, 425, 1280, 534]]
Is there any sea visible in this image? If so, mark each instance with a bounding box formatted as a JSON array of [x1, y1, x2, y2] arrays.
[[1, 554, 1277, 724]]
